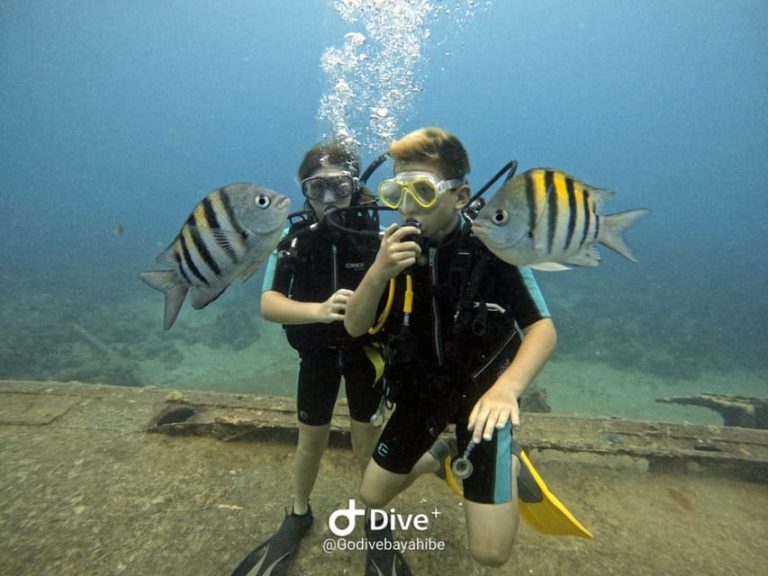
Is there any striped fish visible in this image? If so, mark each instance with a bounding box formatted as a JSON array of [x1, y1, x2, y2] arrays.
[[472, 168, 649, 270], [140, 183, 290, 329]]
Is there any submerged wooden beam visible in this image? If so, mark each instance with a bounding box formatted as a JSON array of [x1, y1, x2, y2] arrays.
[[2, 380, 765, 482], [147, 392, 768, 482], [656, 393, 768, 429]]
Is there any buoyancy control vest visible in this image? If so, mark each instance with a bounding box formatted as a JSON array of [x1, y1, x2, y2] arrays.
[[380, 226, 522, 404], [274, 210, 380, 353]]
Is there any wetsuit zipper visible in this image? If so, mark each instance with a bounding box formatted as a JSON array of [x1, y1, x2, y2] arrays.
[[331, 243, 339, 291], [471, 328, 521, 381], [331, 242, 343, 365], [428, 246, 445, 366]]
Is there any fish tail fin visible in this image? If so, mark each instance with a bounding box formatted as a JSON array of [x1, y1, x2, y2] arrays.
[[600, 208, 650, 262], [139, 270, 188, 330]]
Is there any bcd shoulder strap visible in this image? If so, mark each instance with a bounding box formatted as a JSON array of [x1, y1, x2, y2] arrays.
[[448, 232, 494, 340]]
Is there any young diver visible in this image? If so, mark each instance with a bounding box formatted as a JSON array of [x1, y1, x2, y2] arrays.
[[230, 142, 383, 576], [344, 127, 588, 572]]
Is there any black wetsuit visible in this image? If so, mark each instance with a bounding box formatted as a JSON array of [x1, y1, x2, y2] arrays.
[[262, 216, 382, 426], [372, 224, 551, 503]]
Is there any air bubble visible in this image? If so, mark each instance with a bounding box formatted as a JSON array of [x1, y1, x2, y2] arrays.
[[319, 1, 486, 153]]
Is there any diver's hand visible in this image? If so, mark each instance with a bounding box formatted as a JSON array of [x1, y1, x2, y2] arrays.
[[316, 288, 354, 323], [370, 223, 422, 282], [467, 384, 521, 444]]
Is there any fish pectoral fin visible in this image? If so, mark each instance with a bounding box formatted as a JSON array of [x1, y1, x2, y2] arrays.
[[189, 286, 227, 310], [528, 262, 572, 272], [562, 248, 601, 268], [139, 270, 188, 330], [211, 227, 246, 247]]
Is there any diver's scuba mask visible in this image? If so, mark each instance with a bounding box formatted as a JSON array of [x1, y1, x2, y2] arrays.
[[281, 155, 389, 245], [378, 171, 466, 210], [301, 172, 359, 200], [317, 156, 518, 237]]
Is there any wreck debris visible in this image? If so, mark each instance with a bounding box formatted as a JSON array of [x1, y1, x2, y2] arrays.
[[656, 393, 768, 430]]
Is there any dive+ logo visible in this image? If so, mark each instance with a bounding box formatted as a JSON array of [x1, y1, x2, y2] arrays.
[[328, 499, 432, 537]]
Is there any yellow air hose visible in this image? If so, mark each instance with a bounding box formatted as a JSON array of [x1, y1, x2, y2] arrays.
[[368, 273, 413, 334]]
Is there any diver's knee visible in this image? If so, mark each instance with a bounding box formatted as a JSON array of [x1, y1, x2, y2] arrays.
[[469, 542, 513, 568], [358, 463, 405, 509], [349, 422, 377, 465], [297, 423, 330, 450], [468, 528, 515, 567], [358, 484, 390, 509]]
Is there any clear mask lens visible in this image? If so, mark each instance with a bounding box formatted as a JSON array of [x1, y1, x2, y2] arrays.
[[302, 175, 356, 200]]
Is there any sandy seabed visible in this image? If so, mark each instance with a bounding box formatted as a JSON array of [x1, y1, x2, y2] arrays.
[[1, 380, 766, 576]]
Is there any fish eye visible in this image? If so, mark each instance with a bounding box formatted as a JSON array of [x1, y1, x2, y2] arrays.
[[491, 209, 508, 225], [256, 194, 271, 208]]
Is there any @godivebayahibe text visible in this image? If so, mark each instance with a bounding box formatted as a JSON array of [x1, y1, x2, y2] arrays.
[[323, 499, 447, 553]]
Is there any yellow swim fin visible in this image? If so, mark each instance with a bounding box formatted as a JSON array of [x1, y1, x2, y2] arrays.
[[442, 455, 464, 497], [435, 438, 592, 539], [362, 344, 385, 384], [432, 439, 465, 497], [516, 447, 593, 539]]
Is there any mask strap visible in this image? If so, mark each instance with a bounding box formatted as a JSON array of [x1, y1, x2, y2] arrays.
[[463, 160, 518, 222], [361, 152, 390, 185], [468, 159, 518, 206]]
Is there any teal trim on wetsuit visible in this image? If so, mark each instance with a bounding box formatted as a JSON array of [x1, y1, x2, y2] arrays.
[[518, 266, 551, 318], [494, 421, 513, 503], [261, 250, 278, 293], [260, 226, 289, 293]]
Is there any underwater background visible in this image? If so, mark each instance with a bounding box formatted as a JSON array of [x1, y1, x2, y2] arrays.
[[1, 0, 766, 425]]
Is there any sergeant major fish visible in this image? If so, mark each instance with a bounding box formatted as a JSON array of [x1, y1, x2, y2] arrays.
[[140, 183, 290, 329], [472, 168, 649, 270]]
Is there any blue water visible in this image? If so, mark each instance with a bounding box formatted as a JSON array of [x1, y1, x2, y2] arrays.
[[1, 1, 766, 419]]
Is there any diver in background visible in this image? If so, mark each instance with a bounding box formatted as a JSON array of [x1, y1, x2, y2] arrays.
[[231, 142, 383, 576], [344, 127, 558, 571]]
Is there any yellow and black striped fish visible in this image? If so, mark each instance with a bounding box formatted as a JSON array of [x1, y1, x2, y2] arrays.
[[472, 168, 648, 270], [140, 183, 290, 329]]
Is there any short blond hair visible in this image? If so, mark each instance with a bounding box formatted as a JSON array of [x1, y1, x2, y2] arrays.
[[389, 127, 470, 179]]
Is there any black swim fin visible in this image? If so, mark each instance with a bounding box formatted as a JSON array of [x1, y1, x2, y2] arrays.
[[365, 521, 412, 576], [231, 506, 314, 576]]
